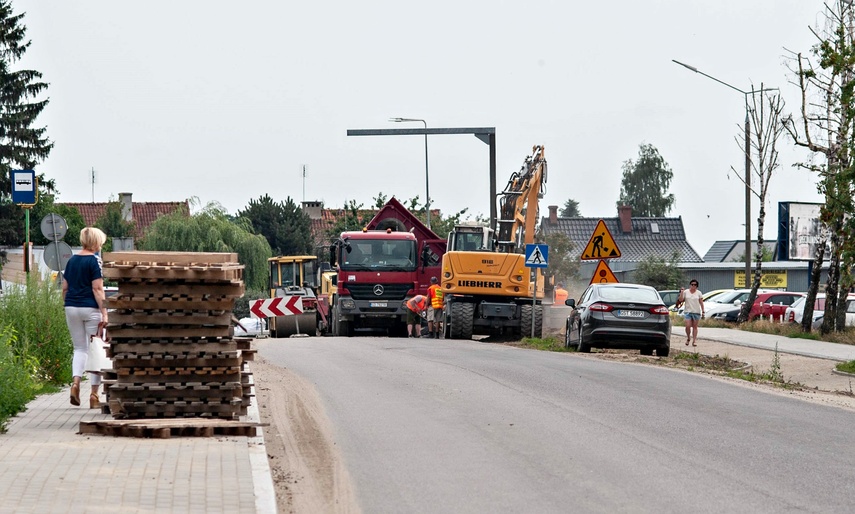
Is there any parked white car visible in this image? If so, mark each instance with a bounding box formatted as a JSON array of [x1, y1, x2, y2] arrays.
[[810, 295, 855, 328], [703, 289, 776, 317], [234, 317, 267, 336]]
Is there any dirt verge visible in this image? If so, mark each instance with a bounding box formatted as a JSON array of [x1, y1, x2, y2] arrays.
[[251, 356, 361, 514]]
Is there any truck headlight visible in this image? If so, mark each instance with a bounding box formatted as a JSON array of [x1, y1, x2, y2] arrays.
[[341, 299, 356, 309]]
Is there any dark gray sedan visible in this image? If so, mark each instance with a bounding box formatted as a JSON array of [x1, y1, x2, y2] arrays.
[[564, 283, 672, 356]]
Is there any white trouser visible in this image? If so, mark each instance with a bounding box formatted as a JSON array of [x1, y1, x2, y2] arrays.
[[65, 306, 102, 385]]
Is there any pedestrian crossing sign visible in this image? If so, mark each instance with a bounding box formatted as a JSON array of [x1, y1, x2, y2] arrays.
[[581, 219, 621, 260], [524, 244, 548, 268]]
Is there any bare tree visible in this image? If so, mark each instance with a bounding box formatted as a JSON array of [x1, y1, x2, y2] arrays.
[[785, 0, 855, 333], [737, 86, 787, 323]]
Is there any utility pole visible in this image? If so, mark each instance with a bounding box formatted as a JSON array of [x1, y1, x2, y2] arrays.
[[302, 165, 307, 202]]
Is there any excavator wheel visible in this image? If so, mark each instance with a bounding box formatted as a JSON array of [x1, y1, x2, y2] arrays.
[[520, 304, 543, 339], [449, 302, 474, 339], [272, 313, 318, 337]]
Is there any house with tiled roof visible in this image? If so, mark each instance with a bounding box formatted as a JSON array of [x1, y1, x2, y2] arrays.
[[302, 200, 440, 251], [539, 205, 703, 273], [60, 192, 189, 239]]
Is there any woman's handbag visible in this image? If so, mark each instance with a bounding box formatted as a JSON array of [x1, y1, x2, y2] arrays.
[[86, 325, 112, 374]]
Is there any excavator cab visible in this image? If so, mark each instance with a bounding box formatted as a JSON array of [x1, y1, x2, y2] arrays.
[[448, 223, 495, 252]]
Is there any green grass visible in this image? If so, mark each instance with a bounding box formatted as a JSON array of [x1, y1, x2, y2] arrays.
[[0, 277, 73, 431], [519, 336, 572, 352], [836, 361, 855, 374]]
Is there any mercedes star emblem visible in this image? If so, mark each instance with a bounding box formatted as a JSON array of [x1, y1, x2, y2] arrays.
[[373, 284, 384, 296]]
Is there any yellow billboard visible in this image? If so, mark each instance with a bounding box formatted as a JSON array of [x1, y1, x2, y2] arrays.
[[734, 270, 787, 289]]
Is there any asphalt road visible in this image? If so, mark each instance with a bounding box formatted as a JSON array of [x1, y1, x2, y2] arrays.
[[259, 336, 855, 513]]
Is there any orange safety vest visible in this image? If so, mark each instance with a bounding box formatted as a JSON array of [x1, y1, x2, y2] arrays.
[[427, 284, 443, 309], [553, 287, 568, 306], [407, 295, 427, 313]]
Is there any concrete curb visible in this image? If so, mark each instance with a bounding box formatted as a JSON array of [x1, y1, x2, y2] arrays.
[[246, 363, 278, 513]]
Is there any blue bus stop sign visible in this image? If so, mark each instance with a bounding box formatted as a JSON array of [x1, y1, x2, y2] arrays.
[[11, 170, 36, 205]]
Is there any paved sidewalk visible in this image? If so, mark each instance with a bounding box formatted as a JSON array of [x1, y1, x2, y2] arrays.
[[674, 326, 855, 362], [0, 367, 275, 514]]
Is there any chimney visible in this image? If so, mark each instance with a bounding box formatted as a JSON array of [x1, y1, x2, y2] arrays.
[[302, 200, 323, 220], [119, 192, 133, 222], [618, 205, 632, 234], [548, 205, 558, 224]]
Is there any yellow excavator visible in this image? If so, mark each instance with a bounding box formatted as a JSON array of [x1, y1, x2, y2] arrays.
[[441, 145, 546, 339]]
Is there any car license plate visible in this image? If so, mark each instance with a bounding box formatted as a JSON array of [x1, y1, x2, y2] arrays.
[[370, 302, 388, 308], [618, 310, 644, 318]]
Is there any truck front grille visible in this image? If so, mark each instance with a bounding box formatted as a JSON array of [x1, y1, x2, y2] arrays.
[[345, 283, 412, 300]]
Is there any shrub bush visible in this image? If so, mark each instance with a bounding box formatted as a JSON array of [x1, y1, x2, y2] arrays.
[[0, 277, 72, 384], [0, 326, 38, 432], [233, 288, 268, 319]]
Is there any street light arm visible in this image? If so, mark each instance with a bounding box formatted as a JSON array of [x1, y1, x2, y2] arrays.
[[672, 59, 748, 96], [390, 116, 431, 229], [389, 117, 426, 126]]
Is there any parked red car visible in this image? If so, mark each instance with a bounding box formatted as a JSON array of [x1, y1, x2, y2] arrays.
[[748, 292, 805, 321]]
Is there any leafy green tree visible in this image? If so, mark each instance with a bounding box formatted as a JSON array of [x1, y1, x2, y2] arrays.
[[92, 198, 136, 252], [324, 199, 372, 241], [559, 199, 581, 217], [730, 246, 774, 264], [786, 1, 855, 333], [28, 197, 85, 247], [538, 232, 579, 286], [237, 194, 312, 256], [632, 252, 684, 291], [138, 203, 272, 291], [617, 144, 675, 217], [372, 192, 388, 209], [0, 1, 54, 245]]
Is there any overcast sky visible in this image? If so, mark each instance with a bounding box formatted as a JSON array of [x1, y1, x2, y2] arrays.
[[14, 0, 828, 255]]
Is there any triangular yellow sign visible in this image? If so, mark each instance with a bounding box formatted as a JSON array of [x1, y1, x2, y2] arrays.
[[589, 259, 619, 284], [580, 219, 621, 260]]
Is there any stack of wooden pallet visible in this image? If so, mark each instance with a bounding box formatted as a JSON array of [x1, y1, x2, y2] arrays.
[[98, 251, 254, 421]]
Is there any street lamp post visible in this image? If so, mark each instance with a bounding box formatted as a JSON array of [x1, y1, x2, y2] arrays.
[[390, 117, 431, 230], [672, 60, 773, 290]]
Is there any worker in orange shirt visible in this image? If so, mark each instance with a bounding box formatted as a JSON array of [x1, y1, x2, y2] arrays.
[[553, 282, 569, 306], [406, 294, 428, 338], [426, 277, 444, 338]]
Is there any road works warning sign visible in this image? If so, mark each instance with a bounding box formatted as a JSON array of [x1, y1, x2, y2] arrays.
[[581, 220, 621, 260], [589, 260, 619, 284]]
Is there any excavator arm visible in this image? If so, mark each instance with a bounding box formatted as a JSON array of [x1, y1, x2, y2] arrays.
[[496, 145, 547, 253]]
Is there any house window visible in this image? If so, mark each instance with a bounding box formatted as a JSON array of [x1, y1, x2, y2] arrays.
[[651, 222, 660, 234]]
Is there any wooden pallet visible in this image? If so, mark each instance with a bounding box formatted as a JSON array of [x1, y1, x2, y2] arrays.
[[79, 418, 264, 438], [98, 251, 253, 421], [109, 341, 239, 356], [109, 312, 233, 326], [102, 251, 239, 265]]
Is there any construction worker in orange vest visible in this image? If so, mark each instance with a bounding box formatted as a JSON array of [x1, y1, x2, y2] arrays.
[[553, 282, 568, 307], [426, 277, 444, 338], [406, 294, 428, 338]]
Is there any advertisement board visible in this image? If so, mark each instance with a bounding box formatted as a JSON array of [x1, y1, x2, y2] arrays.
[[783, 202, 828, 261], [734, 270, 787, 289]]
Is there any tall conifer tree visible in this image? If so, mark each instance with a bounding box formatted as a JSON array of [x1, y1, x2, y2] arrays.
[[0, 1, 53, 244]]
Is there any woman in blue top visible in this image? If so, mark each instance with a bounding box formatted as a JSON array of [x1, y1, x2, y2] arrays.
[[62, 227, 108, 408]]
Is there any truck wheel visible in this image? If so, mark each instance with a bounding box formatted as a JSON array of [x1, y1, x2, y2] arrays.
[[449, 302, 474, 339], [520, 304, 543, 338], [333, 316, 353, 337]]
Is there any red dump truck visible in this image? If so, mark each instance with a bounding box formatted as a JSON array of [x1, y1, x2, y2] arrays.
[[330, 198, 446, 336]]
